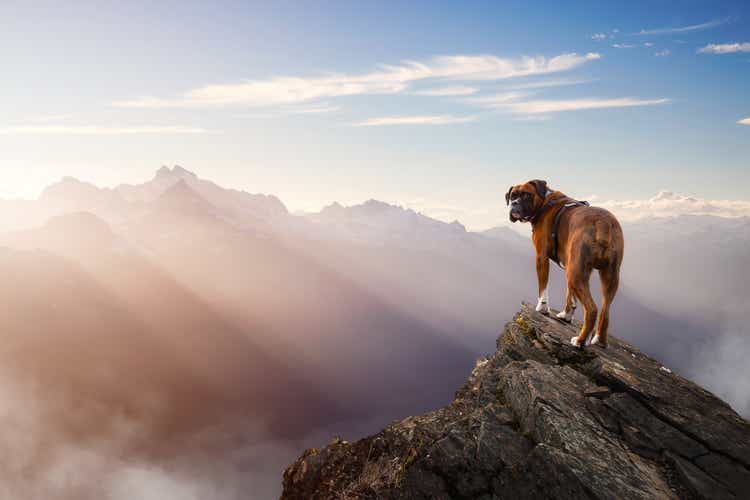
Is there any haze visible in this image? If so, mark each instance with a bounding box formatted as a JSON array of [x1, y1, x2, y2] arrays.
[[2, 1, 750, 229], [0, 166, 747, 498], [1, 1, 749, 498]]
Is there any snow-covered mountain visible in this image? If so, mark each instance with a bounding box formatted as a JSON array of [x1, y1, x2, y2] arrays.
[[26, 166, 289, 232], [117, 165, 288, 222], [301, 198, 529, 262]]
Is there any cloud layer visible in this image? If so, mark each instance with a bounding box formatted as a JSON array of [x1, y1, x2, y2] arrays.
[[113, 53, 600, 108], [471, 95, 669, 114], [413, 86, 478, 96], [352, 115, 477, 126], [593, 190, 750, 221]]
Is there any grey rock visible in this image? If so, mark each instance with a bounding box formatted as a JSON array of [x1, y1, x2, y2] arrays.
[[664, 452, 734, 500], [282, 304, 750, 499]]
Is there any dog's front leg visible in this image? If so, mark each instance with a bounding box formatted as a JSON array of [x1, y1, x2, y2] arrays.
[[535, 255, 550, 314]]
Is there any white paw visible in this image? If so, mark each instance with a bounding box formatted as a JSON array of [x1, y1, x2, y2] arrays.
[[591, 334, 600, 345], [556, 310, 572, 321], [536, 301, 549, 314], [570, 337, 581, 347]]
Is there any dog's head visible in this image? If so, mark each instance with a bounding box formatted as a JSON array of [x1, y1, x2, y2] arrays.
[[505, 179, 549, 223]]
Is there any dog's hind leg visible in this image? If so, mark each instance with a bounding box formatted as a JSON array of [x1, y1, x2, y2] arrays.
[[569, 264, 596, 348], [592, 261, 620, 348], [556, 282, 576, 322]]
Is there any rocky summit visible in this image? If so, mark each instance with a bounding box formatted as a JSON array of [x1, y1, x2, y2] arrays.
[[282, 304, 750, 499]]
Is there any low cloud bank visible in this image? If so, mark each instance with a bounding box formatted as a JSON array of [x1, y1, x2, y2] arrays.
[[687, 315, 750, 417], [0, 371, 334, 499], [591, 190, 750, 221]]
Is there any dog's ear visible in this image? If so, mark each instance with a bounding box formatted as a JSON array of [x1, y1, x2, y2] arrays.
[[505, 186, 513, 206], [529, 179, 548, 199]]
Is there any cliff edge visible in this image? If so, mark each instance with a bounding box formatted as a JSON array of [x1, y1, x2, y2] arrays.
[[282, 304, 750, 499]]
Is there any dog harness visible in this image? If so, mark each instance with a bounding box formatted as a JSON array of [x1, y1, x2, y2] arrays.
[[550, 200, 589, 268]]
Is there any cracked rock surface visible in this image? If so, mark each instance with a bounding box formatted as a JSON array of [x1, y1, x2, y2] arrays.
[[281, 304, 750, 499]]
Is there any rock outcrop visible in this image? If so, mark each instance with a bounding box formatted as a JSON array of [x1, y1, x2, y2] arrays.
[[282, 304, 750, 499]]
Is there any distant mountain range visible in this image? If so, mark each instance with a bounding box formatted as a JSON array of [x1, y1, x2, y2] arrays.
[[0, 165, 747, 498]]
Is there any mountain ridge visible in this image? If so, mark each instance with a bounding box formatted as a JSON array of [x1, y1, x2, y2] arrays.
[[282, 304, 750, 499]]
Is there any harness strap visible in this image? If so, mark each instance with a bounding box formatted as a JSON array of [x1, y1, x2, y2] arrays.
[[529, 196, 559, 224], [550, 200, 589, 268]]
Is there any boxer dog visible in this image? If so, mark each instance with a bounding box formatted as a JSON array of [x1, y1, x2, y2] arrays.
[[506, 179, 623, 348]]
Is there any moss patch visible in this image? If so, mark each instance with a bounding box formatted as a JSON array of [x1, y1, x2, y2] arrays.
[[515, 316, 533, 337]]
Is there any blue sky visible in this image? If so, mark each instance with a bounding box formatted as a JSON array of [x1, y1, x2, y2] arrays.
[[1, 0, 748, 229]]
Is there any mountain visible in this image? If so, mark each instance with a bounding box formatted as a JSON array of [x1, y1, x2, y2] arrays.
[[1, 167, 748, 497], [303, 199, 529, 260], [306, 199, 468, 248], [117, 165, 288, 225], [24, 166, 289, 232], [41, 176, 126, 209], [0, 214, 339, 439], [480, 225, 529, 251], [149, 179, 222, 219], [8, 168, 742, 409], [282, 304, 750, 500], [40, 176, 131, 223], [117, 193, 478, 422]]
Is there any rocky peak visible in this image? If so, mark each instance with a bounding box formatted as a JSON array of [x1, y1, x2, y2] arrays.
[[282, 304, 750, 499], [41, 176, 115, 202], [310, 199, 470, 248], [151, 179, 217, 216], [154, 165, 198, 181]]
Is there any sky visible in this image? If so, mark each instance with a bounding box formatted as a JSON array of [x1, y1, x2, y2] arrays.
[[1, 0, 749, 229]]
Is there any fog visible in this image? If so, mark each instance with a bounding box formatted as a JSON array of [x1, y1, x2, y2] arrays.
[[0, 166, 747, 498], [0, 369, 335, 500]]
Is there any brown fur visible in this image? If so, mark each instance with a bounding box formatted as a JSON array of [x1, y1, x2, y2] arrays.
[[506, 180, 624, 348]]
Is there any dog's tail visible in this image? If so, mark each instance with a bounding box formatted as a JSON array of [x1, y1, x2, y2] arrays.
[[594, 220, 611, 244], [594, 219, 623, 265]]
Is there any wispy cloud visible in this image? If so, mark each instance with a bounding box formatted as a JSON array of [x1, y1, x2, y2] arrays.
[[352, 115, 477, 127], [634, 18, 727, 36], [654, 49, 671, 57], [467, 91, 669, 114], [0, 126, 208, 135], [113, 53, 601, 108], [612, 43, 636, 49], [283, 102, 341, 114], [503, 97, 669, 114], [738, 118, 750, 126], [413, 86, 478, 96], [592, 33, 608, 41], [513, 114, 552, 122], [504, 78, 592, 90], [465, 92, 530, 109], [698, 42, 750, 54]]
